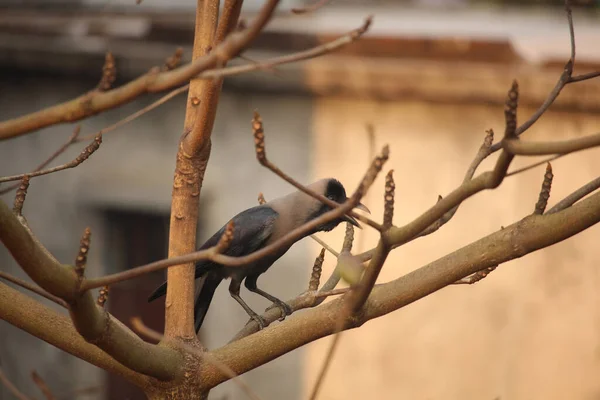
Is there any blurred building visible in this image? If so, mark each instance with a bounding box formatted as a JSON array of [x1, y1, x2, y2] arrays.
[[0, 0, 599, 399]]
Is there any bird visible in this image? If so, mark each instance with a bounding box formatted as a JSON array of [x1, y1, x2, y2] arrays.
[[147, 178, 369, 332]]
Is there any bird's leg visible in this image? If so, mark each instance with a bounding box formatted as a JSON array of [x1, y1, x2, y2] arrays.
[[244, 275, 292, 322], [229, 278, 266, 329]]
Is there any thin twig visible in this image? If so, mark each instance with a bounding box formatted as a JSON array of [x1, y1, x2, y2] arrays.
[[0, 271, 67, 307], [0, 0, 283, 140], [547, 176, 600, 214], [506, 154, 563, 177], [0, 368, 31, 400], [131, 317, 263, 400], [291, 0, 330, 14], [418, 129, 494, 237], [259, 193, 339, 257], [31, 370, 57, 400], [77, 86, 188, 142], [488, 0, 599, 153], [308, 330, 343, 400], [0, 126, 81, 195], [252, 110, 384, 230], [0, 136, 102, 183]]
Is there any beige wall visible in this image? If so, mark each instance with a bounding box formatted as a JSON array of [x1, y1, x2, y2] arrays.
[[306, 97, 600, 399]]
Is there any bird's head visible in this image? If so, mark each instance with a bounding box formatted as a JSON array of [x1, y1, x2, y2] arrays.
[[303, 178, 370, 233]]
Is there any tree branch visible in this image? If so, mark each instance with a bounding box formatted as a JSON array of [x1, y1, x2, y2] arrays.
[[0, 367, 31, 400], [0, 135, 102, 184], [0, 200, 183, 381], [0, 271, 67, 308], [503, 131, 600, 156], [0, 281, 149, 388], [199, 189, 600, 390], [0, 0, 279, 141], [547, 176, 600, 214], [31, 370, 57, 400], [488, 0, 599, 153]]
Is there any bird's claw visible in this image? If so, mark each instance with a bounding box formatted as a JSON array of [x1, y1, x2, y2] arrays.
[[275, 301, 292, 321], [250, 313, 267, 330], [265, 300, 292, 322]]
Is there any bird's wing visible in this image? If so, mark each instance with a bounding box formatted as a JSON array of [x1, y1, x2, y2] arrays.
[[197, 205, 279, 257], [147, 205, 279, 302]]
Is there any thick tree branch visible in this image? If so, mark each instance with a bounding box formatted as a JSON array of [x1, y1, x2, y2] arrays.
[[200, 189, 600, 390], [0, 200, 183, 381], [0, 282, 149, 387]]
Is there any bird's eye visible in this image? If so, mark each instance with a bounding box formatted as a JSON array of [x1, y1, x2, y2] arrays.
[[327, 195, 335, 201]]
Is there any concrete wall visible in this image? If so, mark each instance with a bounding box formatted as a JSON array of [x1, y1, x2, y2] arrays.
[[306, 97, 600, 399], [0, 73, 312, 399]]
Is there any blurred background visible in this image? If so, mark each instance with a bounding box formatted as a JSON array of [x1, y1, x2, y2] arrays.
[[0, 0, 599, 399]]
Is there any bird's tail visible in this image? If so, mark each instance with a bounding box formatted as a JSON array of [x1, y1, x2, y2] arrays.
[[194, 272, 222, 333], [147, 281, 168, 302]]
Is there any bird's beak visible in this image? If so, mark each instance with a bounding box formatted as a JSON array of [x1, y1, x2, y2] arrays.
[[342, 201, 370, 229], [354, 202, 371, 214]]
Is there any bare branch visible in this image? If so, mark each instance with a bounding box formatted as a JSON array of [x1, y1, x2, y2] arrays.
[[308, 248, 326, 292], [0, 271, 67, 308], [258, 192, 339, 257], [231, 223, 356, 341], [97, 52, 116, 92], [31, 370, 57, 400], [533, 163, 553, 215], [0, 281, 150, 387], [12, 176, 30, 216], [504, 131, 600, 156], [0, 0, 281, 141], [84, 145, 384, 292], [77, 87, 188, 142], [547, 176, 600, 214], [487, 1, 599, 152], [0, 135, 102, 184], [0, 200, 183, 381], [291, 0, 330, 14], [253, 110, 385, 230], [0, 126, 81, 195], [417, 129, 494, 237], [506, 154, 563, 177], [0, 367, 31, 400], [202, 190, 600, 390]]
